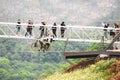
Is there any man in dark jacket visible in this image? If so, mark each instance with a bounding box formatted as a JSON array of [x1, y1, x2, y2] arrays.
[[39, 22, 46, 38], [60, 21, 66, 38], [52, 22, 57, 37]]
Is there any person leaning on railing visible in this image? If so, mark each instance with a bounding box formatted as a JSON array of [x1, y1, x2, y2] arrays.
[[114, 23, 120, 41], [102, 22, 109, 40], [109, 29, 115, 39]]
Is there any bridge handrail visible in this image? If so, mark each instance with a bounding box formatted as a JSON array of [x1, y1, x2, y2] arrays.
[[0, 22, 114, 30]]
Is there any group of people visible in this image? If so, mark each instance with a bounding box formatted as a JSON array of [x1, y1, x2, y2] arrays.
[[16, 20, 120, 42], [103, 22, 120, 41], [16, 19, 66, 38], [39, 21, 66, 38]]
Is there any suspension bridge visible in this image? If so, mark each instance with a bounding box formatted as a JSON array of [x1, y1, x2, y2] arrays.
[[0, 21, 120, 63], [0, 22, 113, 42]]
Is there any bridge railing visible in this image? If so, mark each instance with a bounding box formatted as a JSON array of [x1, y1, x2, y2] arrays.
[[0, 22, 114, 42]]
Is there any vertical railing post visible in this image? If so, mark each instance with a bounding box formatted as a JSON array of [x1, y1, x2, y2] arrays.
[[63, 38, 73, 64], [101, 36, 104, 51]]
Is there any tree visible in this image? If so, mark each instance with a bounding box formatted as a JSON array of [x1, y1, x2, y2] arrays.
[[0, 68, 10, 80]]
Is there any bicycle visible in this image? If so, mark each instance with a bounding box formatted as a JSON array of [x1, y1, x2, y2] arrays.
[[31, 38, 52, 52]]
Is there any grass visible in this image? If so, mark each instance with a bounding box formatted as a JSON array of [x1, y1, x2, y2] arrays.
[[38, 59, 116, 80]]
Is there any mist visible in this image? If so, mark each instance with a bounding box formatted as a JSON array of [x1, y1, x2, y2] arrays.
[[0, 0, 119, 25]]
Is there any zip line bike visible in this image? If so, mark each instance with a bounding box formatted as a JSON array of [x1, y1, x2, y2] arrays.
[[31, 37, 53, 52]]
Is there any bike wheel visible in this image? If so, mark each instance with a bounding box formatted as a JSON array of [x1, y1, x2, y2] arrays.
[[31, 41, 41, 51], [44, 42, 52, 52]]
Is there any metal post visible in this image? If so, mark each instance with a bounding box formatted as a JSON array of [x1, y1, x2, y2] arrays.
[[63, 38, 73, 64], [101, 36, 104, 51]]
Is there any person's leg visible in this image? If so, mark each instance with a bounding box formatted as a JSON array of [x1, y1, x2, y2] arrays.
[[54, 29, 57, 37], [61, 30, 65, 38], [39, 41, 44, 51], [28, 31, 30, 36], [25, 28, 28, 37], [27, 28, 31, 36], [53, 29, 57, 37], [104, 31, 107, 40], [17, 27, 20, 35], [61, 30, 63, 37], [29, 28, 32, 36], [16, 29, 18, 35], [30, 29, 32, 36], [34, 40, 38, 47], [50, 38, 53, 43], [40, 30, 44, 38]]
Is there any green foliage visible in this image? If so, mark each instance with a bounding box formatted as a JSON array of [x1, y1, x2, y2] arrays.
[[42, 59, 116, 80], [87, 43, 101, 51], [93, 59, 116, 73], [0, 57, 10, 65], [69, 58, 87, 63], [0, 37, 107, 80], [0, 68, 10, 80], [87, 42, 110, 51], [40, 68, 56, 78], [0, 58, 10, 69], [58, 63, 70, 71]]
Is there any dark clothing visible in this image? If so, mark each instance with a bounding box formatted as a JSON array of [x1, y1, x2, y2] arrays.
[[110, 31, 115, 39], [52, 23, 57, 37], [61, 29, 65, 38], [110, 31, 115, 36], [103, 23, 109, 31], [103, 25, 108, 31], [17, 26, 20, 29], [39, 26, 45, 38], [16, 25, 21, 31], [16, 21, 21, 35], [60, 22, 66, 38], [52, 29, 57, 37], [17, 22, 21, 27], [18, 22, 20, 24], [25, 25, 33, 36], [25, 20, 34, 37], [52, 27, 57, 30], [103, 23, 109, 39], [39, 26, 44, 31]]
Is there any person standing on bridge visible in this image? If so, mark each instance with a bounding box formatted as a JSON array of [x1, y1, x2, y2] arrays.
[[52, 22, 57, 37], [16, 19, 21, 35], [39, 21, 46, 38], [114, 23, 120, 41], [102, 22, 109, 40], [25, 20, 34, 37], [109, 29, 115, 39], [60, 21, 66, 38]]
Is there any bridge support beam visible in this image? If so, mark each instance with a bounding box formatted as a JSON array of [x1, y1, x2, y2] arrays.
[[64, 50, 120, 59]]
